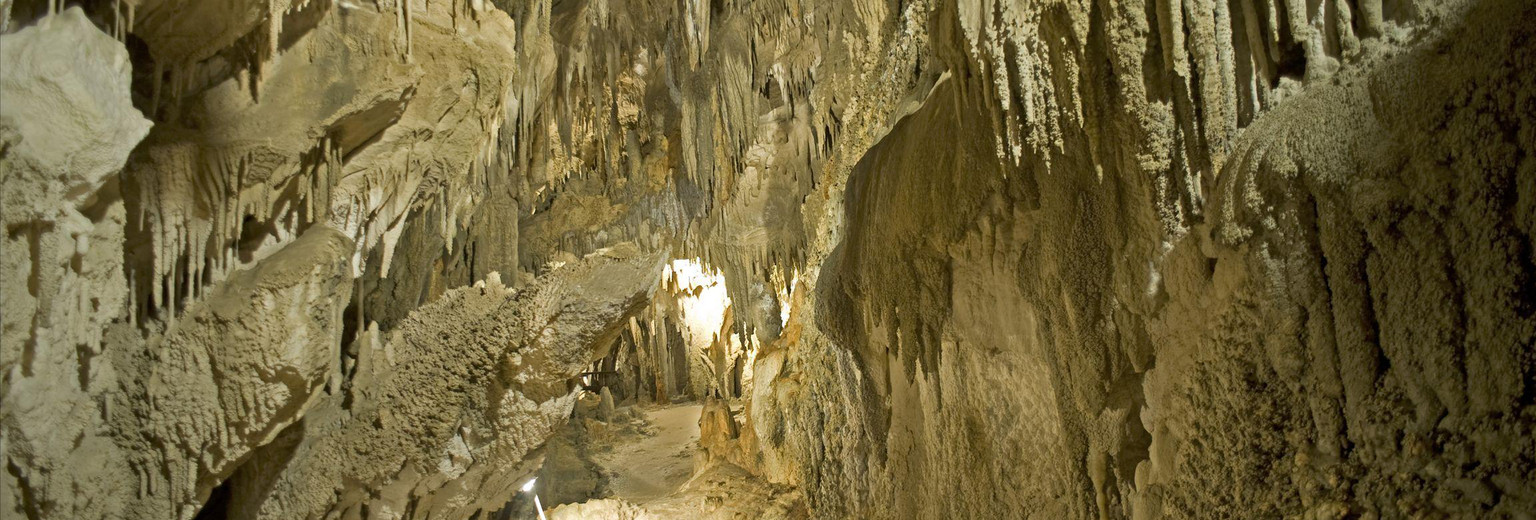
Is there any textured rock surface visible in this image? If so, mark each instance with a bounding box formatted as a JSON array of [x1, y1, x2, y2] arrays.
[[748, 1, 1536, 517], [126, 224, 354, 518], [233, 245, 663, 520], [3, 0, 1534, 518], [1, 8, 152, 519]]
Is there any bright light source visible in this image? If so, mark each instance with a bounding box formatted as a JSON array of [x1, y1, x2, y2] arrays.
[[666, 258, 732, 342], [521, 478, 537, 492]]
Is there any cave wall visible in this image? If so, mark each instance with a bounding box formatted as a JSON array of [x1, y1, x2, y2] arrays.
[[749, 0, 1536, 518], [2, 10, 154, 518], [2, 2, 667, 519], [228, 245, 663, 520]]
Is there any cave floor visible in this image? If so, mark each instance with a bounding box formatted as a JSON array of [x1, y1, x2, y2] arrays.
[[594, 403, 705, 501], [543, 402, 807, 520]]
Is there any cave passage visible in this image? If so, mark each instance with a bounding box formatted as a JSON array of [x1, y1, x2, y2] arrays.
[[2, 0, 1535, 519]]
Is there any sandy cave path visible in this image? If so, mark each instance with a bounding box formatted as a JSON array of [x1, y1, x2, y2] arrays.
[[593, 403, 705, 502], [543, 401, 808, 519]]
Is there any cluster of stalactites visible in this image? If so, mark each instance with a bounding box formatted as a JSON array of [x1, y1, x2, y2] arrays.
[[127, 140, 339, 325], [119, 0, 540, 329], [941, 0, 1391, 249]]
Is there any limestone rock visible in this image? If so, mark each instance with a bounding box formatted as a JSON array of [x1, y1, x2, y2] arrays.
[[599, 387, 617, 421], [0, 8, 150, 519], [2, 0, 1533, 519], [226, 245, 663, 520]]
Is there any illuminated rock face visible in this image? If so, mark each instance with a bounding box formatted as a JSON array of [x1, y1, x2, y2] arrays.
[[2, 0, 1534, 519], [1, 9, 153, 519]]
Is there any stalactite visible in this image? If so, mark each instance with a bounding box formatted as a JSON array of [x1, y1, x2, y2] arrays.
[[150, 62, 164, 119], [404, 0, 414, 63]]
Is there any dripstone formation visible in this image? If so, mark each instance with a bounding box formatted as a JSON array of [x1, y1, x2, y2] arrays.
[[2, 0, 1532, 518]]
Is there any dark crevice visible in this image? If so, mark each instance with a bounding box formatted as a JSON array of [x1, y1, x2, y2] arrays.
[[191, 478, 232, 520]]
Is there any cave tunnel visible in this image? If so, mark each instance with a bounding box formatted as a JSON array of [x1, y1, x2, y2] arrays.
[[2, 0, 1535, 518]]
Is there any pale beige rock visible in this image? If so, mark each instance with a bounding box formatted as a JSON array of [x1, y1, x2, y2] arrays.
[[3, 0, 1533, 519], [0, 8, 150, 519], [232, 244, 663, 520], [134, 225, 354, 518]]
